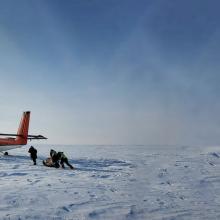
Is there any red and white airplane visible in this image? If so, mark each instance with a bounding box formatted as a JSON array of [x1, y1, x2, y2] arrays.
[[0, 111, 47, 153]]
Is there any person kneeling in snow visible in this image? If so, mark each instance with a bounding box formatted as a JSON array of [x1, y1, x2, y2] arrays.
[[57, 152, 74, 169], [49, 149, 60, 168], [28, 146, 37, 165]]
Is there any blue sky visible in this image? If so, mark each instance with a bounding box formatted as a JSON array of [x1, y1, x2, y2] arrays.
[[0, 0, 220, 145]]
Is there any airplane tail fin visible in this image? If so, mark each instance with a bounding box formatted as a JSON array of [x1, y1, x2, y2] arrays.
[[15, 111, 31, 145]]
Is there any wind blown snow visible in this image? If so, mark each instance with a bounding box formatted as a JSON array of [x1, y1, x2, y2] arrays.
[[1, 145, 220, 220]]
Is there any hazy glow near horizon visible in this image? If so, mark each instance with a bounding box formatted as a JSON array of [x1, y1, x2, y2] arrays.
[[0, 0, 220, 145]]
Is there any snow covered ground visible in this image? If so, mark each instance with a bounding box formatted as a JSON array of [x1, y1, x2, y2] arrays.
[[1, 145, 220, 220]]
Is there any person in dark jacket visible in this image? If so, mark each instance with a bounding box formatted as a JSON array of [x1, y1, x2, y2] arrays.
[[28, 146, 37, 165], [57, 152, 74, 169], [49, 149, 60, 168]]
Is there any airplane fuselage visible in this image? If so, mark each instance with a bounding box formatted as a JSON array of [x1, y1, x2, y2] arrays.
[[0, 138, 26, 146]]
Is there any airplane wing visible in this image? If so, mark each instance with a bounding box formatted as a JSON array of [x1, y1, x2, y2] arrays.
[[27, 135, 47, 140], [0, 133, 22, 137], [0, 133, 47, 140]]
